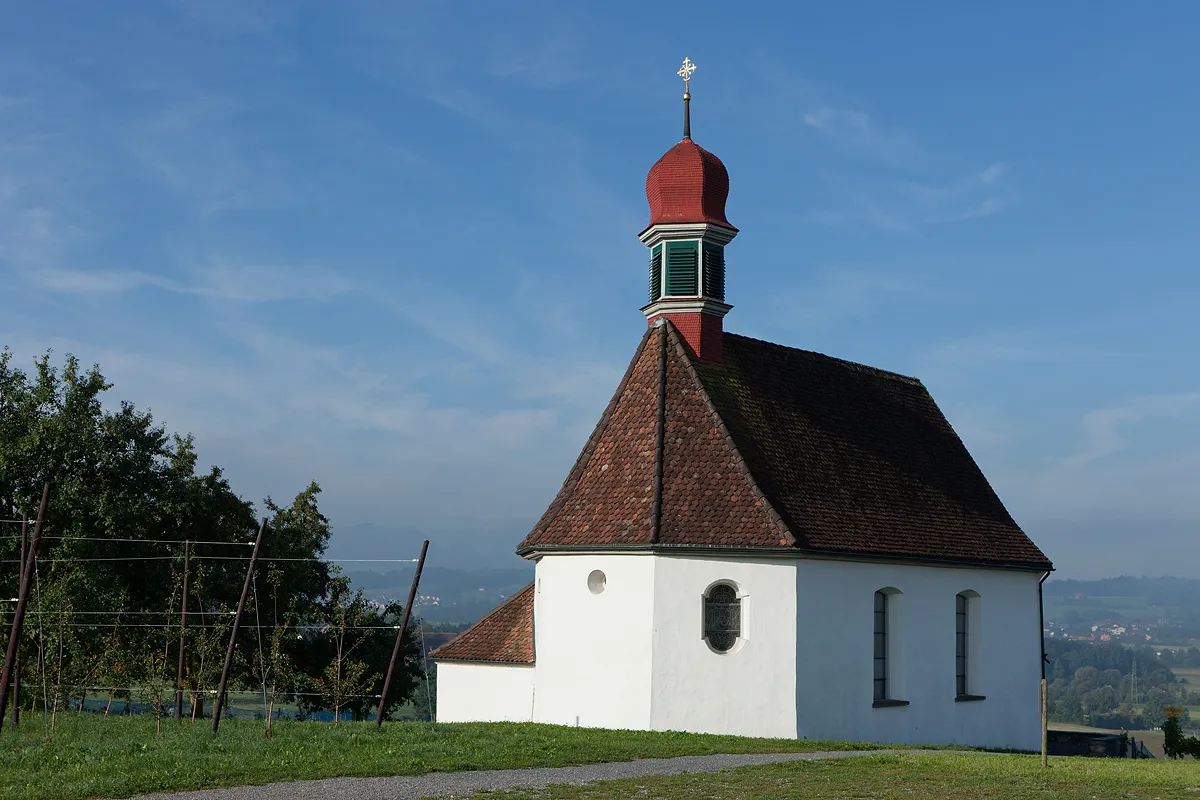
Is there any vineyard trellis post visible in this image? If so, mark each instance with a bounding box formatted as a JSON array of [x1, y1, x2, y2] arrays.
[[375, 539, 429, 728], [0, 481, 51, 737], [211, 517, 267, 733], [175, 539, 191, 722], [11, 514, 27, 727]]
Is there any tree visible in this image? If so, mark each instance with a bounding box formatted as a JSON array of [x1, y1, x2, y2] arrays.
[[1163, 708, 1200, 759], [409, 665, 436, 722], [307, 575, 379, 723], [293, 574, 422, 722], [0, 349, 344, 718]]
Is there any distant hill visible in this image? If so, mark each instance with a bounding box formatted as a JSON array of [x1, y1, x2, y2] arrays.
[[1043, 576, 1200, 644], [345, 564, 533, 625]]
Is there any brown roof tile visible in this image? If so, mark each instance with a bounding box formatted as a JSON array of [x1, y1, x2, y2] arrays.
[[516, 321, 1051, 571], [430, 582, 535, 663], [697, 332, 1051, 569], [520, 327, 660, 548]]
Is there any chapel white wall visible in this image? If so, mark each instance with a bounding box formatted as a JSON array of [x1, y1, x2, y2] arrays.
[[531, 554, 656, 730], [435, 662, 535, 723], [649, 555, 798, 738], [793, 559, 1043, 751]]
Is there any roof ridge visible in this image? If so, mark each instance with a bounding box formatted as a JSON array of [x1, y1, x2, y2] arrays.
[[649, 323, 668, 544], [722, 331, 924, 386], [665, 322, 796, 547], [517, 326, 656, 553], [430, 581, 535, 663]]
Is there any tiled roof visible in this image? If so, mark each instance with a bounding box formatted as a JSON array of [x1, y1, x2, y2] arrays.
[[430, 582, 535, 663], [516, 322, 1052, 570], [643, 140, 735, 232]]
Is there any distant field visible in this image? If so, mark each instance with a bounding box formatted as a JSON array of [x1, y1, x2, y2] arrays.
[[1175, 667, 1200, 684], [485, 751, 1200, 800], [1044, 596, 1171, 626]]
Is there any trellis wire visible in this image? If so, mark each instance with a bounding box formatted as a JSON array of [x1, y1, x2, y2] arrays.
[[59, 687, 386, 699], [2, 556, 420, 563], [1, 534, 438, 724]]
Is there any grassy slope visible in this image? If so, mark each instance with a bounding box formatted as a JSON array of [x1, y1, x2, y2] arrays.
[[0, 714, 892, 800], [488, 751, 1200, 800]]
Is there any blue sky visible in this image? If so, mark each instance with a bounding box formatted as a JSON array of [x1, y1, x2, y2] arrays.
[[2, 1, 1198, 577]]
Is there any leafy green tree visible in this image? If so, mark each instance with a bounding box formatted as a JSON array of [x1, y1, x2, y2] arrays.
[[293, 574, 422, 722], [0, 350, 432, 721], [1164, 708, 1200, 759]]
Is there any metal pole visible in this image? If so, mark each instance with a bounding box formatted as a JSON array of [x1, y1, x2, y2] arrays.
[[211, 518, 266, 733], [375, 540, 429, 727], [0, 482, 50, 736], [11, 514, 26, 727], [175, 540, 191, 721]]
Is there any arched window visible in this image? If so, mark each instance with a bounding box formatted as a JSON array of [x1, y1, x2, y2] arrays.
[[955, 591, 983, 700], [872, 588, 907, 707], [956, 592, 969, 696], [703, 583, 740, 653], [874, 590, 889, 701]]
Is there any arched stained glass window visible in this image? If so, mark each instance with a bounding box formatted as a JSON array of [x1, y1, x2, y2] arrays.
[[703, 583, 740, 653]]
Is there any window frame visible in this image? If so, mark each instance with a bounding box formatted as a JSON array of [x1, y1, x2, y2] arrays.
[[874, 590, 888, 701], [955, 591, 985, 702], [702, 582, 741, 654], [872, 588, 908, 708]]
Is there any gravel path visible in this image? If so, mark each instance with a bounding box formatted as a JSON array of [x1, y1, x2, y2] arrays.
[[134, 749, 918, 800]]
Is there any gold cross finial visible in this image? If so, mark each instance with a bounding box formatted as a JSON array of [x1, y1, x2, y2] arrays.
[[678, 57, 696, 95]]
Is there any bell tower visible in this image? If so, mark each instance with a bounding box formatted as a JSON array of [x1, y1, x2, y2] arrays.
[[639, 58, 737, 365]]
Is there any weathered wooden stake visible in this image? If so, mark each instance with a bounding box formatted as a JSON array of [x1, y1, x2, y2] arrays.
[[0, 482, 50, 737], [1041, 677, 1048, 767], [175, 539, 191, 722], [11, 514, 26, 728], [375, 540, 429, 728], [211, 518, 266, 733], [1037, 569, 1050, 767]]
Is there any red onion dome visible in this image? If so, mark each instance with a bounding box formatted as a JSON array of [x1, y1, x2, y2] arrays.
[[643, 139, 736, 232]]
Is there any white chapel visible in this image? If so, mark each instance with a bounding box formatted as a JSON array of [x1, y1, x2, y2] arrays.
[[432, 63, 1053, 752]]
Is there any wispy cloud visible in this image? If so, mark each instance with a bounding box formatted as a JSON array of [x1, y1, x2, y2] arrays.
[[922, 329, 1134, 371], [808, 162, 1016, 234], [486, 27, 589, 89], [22, 261, 356, 303], [117, 93, 295, 217], [168, 0, 293, 34], [803, 106, 922, 169], [764, 267, 940, 330], [189, 262, 357, 302], [1060, 393, 1200, 468]]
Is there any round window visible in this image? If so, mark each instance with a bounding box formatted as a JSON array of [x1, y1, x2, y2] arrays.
[[587, 569, 607, 594]]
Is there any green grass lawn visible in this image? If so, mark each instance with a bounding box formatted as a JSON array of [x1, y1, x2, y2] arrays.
[[0, 713, 891, 800], [485, 751, 1200, 799]]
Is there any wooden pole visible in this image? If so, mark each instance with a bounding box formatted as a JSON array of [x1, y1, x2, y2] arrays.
[[11, 514, 26, 728], [1041, 678, 1048, 767], [175, 539, 191, 721], [375, 540, 429, 728], [1038, 570, 1050, 768], [211, 518, 266, 733], [0, 482, 50, 737]]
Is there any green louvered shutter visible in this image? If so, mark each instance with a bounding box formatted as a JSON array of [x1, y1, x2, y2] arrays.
[[649, 245, 663, 302], [702, 243, 725, 301], [665, 241, 699, 296]]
